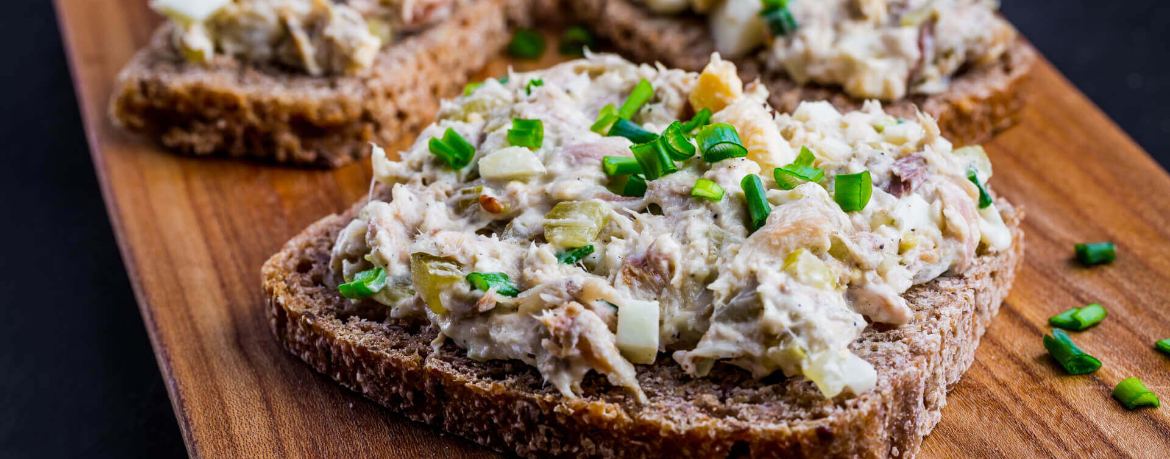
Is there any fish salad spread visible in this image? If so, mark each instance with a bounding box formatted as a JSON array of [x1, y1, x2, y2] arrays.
[[330, 53, 1013, 401], [150, 0, 464, 75], [647, 0, 1016, 100]]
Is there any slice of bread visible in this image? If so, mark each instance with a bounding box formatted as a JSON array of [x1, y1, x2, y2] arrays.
[[109, 0, 526, 167], [262, 182, 1024, 458], [566, 0, 1037, 147]]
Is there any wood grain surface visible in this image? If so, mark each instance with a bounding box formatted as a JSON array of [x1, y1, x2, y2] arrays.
[[55, 0, 1169, 457]]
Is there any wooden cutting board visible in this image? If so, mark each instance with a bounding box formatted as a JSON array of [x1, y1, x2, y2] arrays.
[[54, 0, 1170, 456]]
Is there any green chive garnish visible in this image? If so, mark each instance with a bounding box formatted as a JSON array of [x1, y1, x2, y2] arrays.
[[618, 79, 654, 119], [1043, 329, 1102, 375], [602, 156, 642, 176], [525, 78, 543, 95], [967, 168, 993, 208], [338, 267, 387, 299], [691, 178, 724, 201], [760, 0, 797, 36], [834, 171, 872, 212], [591, 104, 620, 134], [741, 174, 771, 231], [463, 81, 484, 96], [558, 26, 596, 55], [1113, 378, 1160, 410], [1156, 339, 1170, 355], [774, 146, 825, 190], [1075, 242, 1116, 266], [1048, 303, 1107, 331], [507, 29, 545, 59], [660, 121, 696, 161], [630, 140, 676, 180], [697, 123, 748, 163], [428, 127, 475, 169], [622, 174, 648, 197], [681, 108, 712, 136], [507, 118, 544, 149], [556, 245, 595, 264], [466, 272, 521, 297], [608, 118, 658, 144]]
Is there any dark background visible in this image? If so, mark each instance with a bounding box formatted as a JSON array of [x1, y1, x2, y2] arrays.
[[0, 1, 1166, 457]]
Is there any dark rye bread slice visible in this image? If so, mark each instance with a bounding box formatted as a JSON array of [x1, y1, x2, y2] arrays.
[[567, 0, 1037, 147], [109, 0, 527, 167], [262, 183, 1024, 458]]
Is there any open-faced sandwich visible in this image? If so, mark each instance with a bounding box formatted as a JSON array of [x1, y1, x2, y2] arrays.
[[262, 53, 1023, 457], [570, 0, 1036, 146], [109, 0, 533, 166]]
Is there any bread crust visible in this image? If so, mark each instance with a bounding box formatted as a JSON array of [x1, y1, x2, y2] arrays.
[[109, 0, 521, 167], [261, 185, 1024, 458], [567, 0, 1037, 147]]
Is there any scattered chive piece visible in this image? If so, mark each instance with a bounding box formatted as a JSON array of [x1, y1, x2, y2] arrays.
[[660, 121, 697, 161], [681, 108, 712, 136], [507, 118, 544, 149], [622, 174, 648, 197], [602, 156, 642, 176], [428, 127, 475, 169], [507, 29, 545, 59], [630, 140, 677, 180], [1048, 303, 1107, 331], [691, 178, 724, 201], [1113, 378, 1160, 410], [557, 245, 596, 264], [466, 272, 521, 297], [618, 79, 654, 119], [558, 26, 596, 55], [697, 123, 748, 163], [967, 169, 993, 208], [741, 174, 771, 231], [1155, 339, 1170, 355], [463, 81, 484, 96], [525, 78, 543, 95], [760, 0, 798, 37], [1043, 329, 1102, 375], [834, 171, 873, 212], [591, 104, 620, 134], [608, 118, 658, 144], [1075, 242, 1116, 266], [774, 146, 825, 190], [338, 267, 387, 299]]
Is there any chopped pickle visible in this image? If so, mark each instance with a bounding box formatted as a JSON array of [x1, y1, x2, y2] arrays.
[[370, 277, 416, 307], [456, 186, 485, 211], [543, 201, 612, 248], [616, 299, 660, 364], [410, 252, 464, 314], [783, 249, 837, 290]]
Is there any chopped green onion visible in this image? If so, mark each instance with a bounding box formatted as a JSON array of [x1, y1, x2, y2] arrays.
[[691, 178, 724, 201], [525, 78, 543, 95], [338, 267, 387, 299], [1048, 303, 1107, 331], [622, 174, 648, 197], [834, 171, 872, 212], [1075, 242, 1116, 266], [681, 108, 712, 135], [466, 272, 521, 297], [559, 26, 596, 55], [1043, 329, 1102, 375], [761, 7, 798, 36], [463, 81, 484, 96], [557, 245, 595, 264], [602, 156, 642, 176], [774, 146, 825, 190], [698, 123, 748, 163], [760, 0, 789, 8], [660, 122, 696, 161], [1113, 378, 1160, 410], [591, 104, 620, 134], [967, 169, 993, 208], [741, 174, 771, 231], [608, 118, 658, 144], [507, 29, 545, 59], [630, 141, 677, 180], [618, 79, 654, 119], [428, 127, 475, 169], [507, 118, 544, 149], [1156, 339, 1170, 355]]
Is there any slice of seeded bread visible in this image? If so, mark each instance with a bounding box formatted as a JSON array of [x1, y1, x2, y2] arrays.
[[109, 0, 527, 167], [261, 183, 1024, 458], [567, 0, 1037, 147]]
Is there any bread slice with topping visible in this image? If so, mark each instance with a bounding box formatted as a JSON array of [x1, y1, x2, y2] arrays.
[[566, 0, 1036, 147], [109, 0, 528, 167]]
